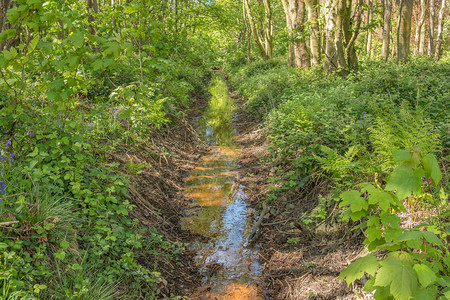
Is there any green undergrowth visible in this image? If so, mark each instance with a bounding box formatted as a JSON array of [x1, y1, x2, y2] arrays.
[[0, 1, 213, 298], [228, 57, 449, 299]]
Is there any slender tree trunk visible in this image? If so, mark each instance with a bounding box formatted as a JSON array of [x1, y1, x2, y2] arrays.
[[419, 16, 427, 54], [281, 0, 296, 66], [324, 0, 338, 73], [428, 0, 435, 56], [414, 0, 427, 55], [306, 0, 321, 66], [243, 0, 270, 59], [397, 0, 414, 62], [345, 0, 363, 70], [381, 0, 392, 60], [243, 0, 252, 64], [365, 0, 373, 58], [434, 0, 446, 60], [263, 0, 274, 58], [294, 0, 310, 67], [335, 0, 348, 75]]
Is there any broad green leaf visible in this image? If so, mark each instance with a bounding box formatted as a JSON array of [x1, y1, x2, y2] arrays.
[[411, 288, 436, 300], [68, 32, 84, 48], [422, 153, 442, 186], [375, 254, 417, 300], [339, 190, 368, 212], [55, 249, 66, 260], [413, 264, 436, 287], [373, 285, 392, 300], [0, 55, 7, 68], [421, 231, 444, 247], [385, 167, 423, 200], [338, 254, 378, 286], [60, 240, 70, 250], [393, 149, 411, 163], [368, 190, 394, 211], [3, 47, 17, 60], [365, 227, 382, 242]]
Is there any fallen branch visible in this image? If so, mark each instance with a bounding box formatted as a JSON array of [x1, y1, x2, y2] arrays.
[[247, 201, 269, 244], [0, 221, 19, 227]]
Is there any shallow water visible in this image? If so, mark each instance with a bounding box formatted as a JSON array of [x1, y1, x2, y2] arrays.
[[182, 77, 262, 299]]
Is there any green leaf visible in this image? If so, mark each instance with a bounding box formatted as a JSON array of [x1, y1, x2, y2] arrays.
[[368, 190, 394, 211], [393, 149, 412, 163], [60, 240, 70, 250], [413, 264, 436, 287], [338, 254, 378, 286], [374, 254, 417, 300], [68, 32, 84, 48], [339, 190, 368, 212], [55, 249, 66, 260], [385, 166, 423, 200], [28, 147, 39, 157], [422, 153, 442, 186], [2, 47, 17, 60]]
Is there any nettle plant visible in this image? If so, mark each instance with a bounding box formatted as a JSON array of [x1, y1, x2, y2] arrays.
[[338, 147, 449, 300]]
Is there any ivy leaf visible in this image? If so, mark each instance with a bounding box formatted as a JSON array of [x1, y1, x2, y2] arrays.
[[374, 254, 417, 300], [422, 153, 442, 186], [385, 166, 424, 200], [338, 254, 378, 286], [413, 264, 436, 287]]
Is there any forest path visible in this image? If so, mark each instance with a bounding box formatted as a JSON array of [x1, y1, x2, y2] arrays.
[[184, 75, 264, 299]]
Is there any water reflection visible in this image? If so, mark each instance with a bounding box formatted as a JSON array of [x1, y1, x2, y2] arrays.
[[182, 76, 262, 298]]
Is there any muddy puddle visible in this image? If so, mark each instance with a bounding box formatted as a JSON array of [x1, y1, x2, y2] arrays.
[[182, 76, 262, 299]]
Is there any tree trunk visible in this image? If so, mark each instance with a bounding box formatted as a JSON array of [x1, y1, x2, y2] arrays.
[[281, 0, 296, 66], [414, 0, 427, 55], [434, 0, 446, 60], [263, 0, 274, 59], [305, 0, 321, 66], [242, 1, 252, 64], [365, 0, 373, 58], [243, 0, 270, 59], [335, 0, 348, 75], [397, 0, 413, 62], [281, 0, 310, 68], [419, 16, 427, 54], [381, 0, 392, 60], [324, 0, 338, 73], [428, 0, 435, 56], [294, 0, 310, 67]]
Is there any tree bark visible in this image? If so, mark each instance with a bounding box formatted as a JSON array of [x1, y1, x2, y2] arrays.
[[414, 0, 427, 55], [397, 0, 413, 62], [263, 0, 274, 59], [434, 0, 446, 60], [243, 0, 273, 59], [281, 0, 310, 68], [365, 0, 373, 58], [294, 0, 310, 68], [381, 0, 392, 61], [324, 0, 338, 73], [305, 0, 321, 66], [428, 0, 435, 56]]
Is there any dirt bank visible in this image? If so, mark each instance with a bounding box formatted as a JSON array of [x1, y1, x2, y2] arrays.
[[110, 101, 209, 298]]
